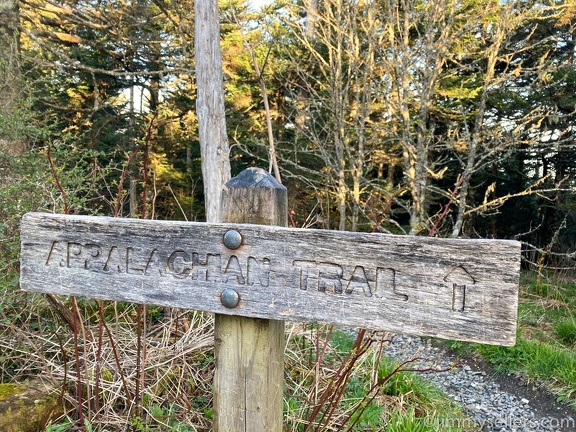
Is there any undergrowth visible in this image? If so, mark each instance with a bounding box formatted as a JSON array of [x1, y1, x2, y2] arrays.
[[0, 296, 216, 430], [0, 293, 477, 431], [284, 326, 476, 431]]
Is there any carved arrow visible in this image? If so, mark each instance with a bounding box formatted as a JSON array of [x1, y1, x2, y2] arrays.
[[444, 265, 476, 312]]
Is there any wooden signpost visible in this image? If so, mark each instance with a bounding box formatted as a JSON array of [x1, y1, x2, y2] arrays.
[[20, 167, 521, 431]]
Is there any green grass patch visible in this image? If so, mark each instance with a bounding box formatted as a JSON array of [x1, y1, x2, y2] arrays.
[[377, 365, 477, 432], [475, 335, 576, 402], [554, 318, 576, 346]]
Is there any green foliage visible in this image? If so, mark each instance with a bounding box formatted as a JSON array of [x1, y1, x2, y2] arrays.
[[384, 409, 434, 432], [0, 87, 51, 279], [0, 148, 49, 322], [11, 0, 576, 241], [330, 329, 356, 353], [554, 318, 576, 346], [45, 142, 105, 214], [45, 420, 73, 432], [383, 407, 478, 432], [131, 403, 198, 432]]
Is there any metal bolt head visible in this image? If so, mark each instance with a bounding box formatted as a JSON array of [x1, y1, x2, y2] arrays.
[[223, 229, 242, 250], [220, 288, 240, 308]]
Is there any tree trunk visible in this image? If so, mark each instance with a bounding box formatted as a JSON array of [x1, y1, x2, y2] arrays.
[[195, 0, 231, 223], [0, 0, 19, 99], [0, 0, 20, 151]]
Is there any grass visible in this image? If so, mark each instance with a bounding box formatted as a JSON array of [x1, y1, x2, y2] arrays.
[[554, 318, 576, 345], [451, 270, 576, 408]]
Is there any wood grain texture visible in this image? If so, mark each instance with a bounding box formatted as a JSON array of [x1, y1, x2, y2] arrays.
[[20, 212, 520, 345], [213, 167, 286, 432], [194, 0, 231, 222], [213, 316, 284, 432]]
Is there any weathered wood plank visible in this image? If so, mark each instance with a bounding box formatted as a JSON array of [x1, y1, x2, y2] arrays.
[[20, 212, 520, 345], [213, 167, 285, 432]]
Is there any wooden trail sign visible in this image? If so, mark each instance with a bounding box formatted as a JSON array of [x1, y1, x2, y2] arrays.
[[20, 193, 520, 347], [20, 167, 521, 431]]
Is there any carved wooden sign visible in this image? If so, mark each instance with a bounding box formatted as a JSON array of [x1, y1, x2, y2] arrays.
[[20, 212, 520, 346]]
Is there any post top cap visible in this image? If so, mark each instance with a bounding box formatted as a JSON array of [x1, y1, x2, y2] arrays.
[[224, 167, 286, 191]]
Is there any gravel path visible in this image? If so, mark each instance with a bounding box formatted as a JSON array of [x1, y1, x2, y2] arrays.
[[383, 334, 576, 432]]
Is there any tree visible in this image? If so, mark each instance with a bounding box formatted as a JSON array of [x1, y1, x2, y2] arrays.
[[11, 0, 576, 250], [195, 0, 232, 222], [494, 2, 576, 261], [275, 0, 398, 232], [268, 0, 568, 240], [0, 0, 21, 151]]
